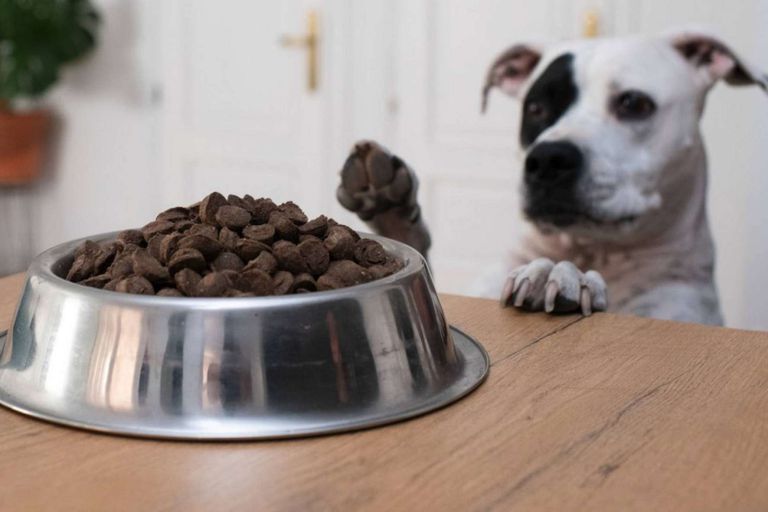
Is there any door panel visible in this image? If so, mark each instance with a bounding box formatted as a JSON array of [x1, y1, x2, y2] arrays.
[[430, 0, 554, 142], [392, 0, 558, 293], [186, 1, 304, 140], [162, 0, 331, 216]]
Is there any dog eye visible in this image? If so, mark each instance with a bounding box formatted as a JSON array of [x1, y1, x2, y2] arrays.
[[525, 100, 547, 120], [613, 91, 656, 121]]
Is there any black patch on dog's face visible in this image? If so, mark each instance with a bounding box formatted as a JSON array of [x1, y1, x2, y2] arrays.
[[520, 53, 578, 147]]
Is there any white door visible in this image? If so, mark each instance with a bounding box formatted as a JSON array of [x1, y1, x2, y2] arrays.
[[160, 0, 346, 217], [389, 0, 768, 330], [388, 0, 567, 294]]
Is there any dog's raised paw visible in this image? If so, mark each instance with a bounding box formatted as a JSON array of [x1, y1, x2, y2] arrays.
[[501, 259, 607, 316], [336, 141, 417, 221]]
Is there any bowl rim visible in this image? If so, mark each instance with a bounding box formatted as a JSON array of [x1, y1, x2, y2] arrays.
[[29, 231, 428, 309]]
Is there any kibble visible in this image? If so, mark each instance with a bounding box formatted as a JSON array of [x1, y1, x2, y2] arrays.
[[298, 215, 328, 238], [278, 201, 308, 225], [159, 232, 183, 264], [157, 288, 184, 297], [142, 220, 175, 242], [211, 251, 245, 272], [293, 273, 317, 293], [298, 238, 330, 276], [177, 234, 223, 261], [64, 192, 402, 297], [94, 242, 118, 274], [109, 255, 134, 280], [243, 224, 275, 244], [272, 270, 294, 295], [272, 240, 309, 274], [117, 229, 144, 247], [268, 211, 299, 242], [245, 196, 278, 224], [196, 272, 229, 297], [199, 192, 227, 225], [116, 276, 154, 295], [167, 247, 207, 275], [174, 220, 195, 232], [175, 268, 201, 296], [354, 238, 387, 267], [219, 227, 240, 251], [244, 251, 278, 275], [147, 235, 164, 261], [324, 225, 356, 260], [132, 249, 171, 284], [215, 205, 252, 230], [156, 206, 191, 223], [236, 238, 271, 262], [187, 223, 218, 240], [241, 268, 274, 296], [80, 274, 112, 289]]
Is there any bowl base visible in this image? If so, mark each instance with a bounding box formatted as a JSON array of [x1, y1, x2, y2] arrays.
[[0, 326, 489, 440]]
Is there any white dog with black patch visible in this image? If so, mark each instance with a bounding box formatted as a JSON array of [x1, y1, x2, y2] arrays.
[[336, 30, 768, 326]]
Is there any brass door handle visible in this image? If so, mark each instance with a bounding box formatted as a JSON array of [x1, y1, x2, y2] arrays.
[[583, 9, 600, 38], [279, 10, 319, 92]]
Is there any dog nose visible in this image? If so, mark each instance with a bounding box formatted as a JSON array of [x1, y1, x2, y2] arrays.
[[525, 141, 583, 186]]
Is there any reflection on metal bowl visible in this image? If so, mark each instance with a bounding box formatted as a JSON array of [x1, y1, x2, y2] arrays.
[[0, 232, 489, 439]]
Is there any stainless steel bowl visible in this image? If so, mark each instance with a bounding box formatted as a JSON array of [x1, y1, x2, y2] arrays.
[[0, 232, 488, 439]]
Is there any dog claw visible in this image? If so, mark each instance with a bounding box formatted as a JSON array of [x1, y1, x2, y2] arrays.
[[512, 274, 526, 294], [580, 287, 592, 316], [501, 276, 516, 307], [544, 281, 559, 313], [500, 258, 607, 316], [513, 279, 530, 307]]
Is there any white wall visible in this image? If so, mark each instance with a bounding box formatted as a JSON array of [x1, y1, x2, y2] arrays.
[[742, 35, 768, 330], [32, 0, 163, 252], [633, 0, 768, 329]]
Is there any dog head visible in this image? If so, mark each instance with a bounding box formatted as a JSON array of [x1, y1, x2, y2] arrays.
[[482, 31, 767, 239]]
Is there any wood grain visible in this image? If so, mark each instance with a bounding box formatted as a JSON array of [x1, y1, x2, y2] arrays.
[[1, 274, 767, 511], [0, 272, 25, 331]]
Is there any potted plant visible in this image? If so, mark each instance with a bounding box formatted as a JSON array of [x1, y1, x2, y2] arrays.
[[0, 0, 100, 185]]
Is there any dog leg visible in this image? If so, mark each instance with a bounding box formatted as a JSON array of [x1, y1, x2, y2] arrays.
[[336, 141, 431, 258], [501, 259, 608, 316], [619, 282, 722, 325]]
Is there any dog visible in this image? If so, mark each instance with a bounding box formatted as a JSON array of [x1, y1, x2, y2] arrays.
[[336, 30, 768, 325]]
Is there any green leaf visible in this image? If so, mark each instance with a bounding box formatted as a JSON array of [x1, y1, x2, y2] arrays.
[[0, 0, 101, 100]]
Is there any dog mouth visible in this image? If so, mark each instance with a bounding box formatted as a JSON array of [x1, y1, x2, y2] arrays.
[[523, 181, 654, 231], [524, 206, 639, 229], [579, 212, 639, 226]]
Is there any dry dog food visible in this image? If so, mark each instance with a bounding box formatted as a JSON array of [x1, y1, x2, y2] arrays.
[[64, 193, 403, 297]]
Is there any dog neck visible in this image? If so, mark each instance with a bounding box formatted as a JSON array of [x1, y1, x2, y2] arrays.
[[513, 134, 715, 280]]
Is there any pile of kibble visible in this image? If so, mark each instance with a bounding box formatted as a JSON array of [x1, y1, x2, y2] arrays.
[[64, 192, 403, 297]]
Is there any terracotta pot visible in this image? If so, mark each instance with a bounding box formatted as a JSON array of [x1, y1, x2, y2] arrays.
[[0, 109, 51, 185]]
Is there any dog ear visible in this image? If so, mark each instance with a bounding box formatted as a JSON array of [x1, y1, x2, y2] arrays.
[[482, 44, 542, 113], [670, 31, 768, 92]]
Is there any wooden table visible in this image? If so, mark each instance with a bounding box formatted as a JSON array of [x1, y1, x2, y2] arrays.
[[2, 273, 768, 511]]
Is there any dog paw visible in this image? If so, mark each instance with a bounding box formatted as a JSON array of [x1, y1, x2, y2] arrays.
[[336, 140, 417, 222], [501, 259, 607, 316]]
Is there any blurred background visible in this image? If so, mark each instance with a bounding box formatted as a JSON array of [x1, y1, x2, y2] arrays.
[[1, 0, 767, 329]]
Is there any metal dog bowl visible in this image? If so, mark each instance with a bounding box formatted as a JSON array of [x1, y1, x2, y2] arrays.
[[0, 232, 488, 439]]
